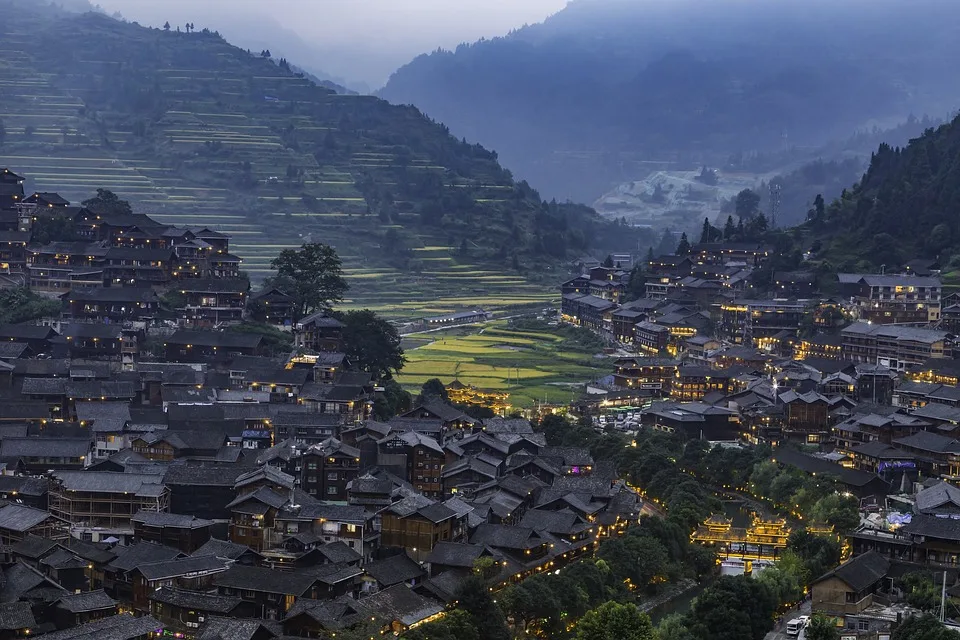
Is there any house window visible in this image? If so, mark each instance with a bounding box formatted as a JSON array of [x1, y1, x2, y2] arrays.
[[327, 486, 337, 494], [858, 621, 869, 631], [327, 472, 338, 480], [844, 592, 856, 603]]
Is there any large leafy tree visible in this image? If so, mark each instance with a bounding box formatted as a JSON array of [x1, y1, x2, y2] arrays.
[[81, 188, 133, 217], [893, 614, 960, 640], [575, 601, 654, 640], [735, 188, 761, 218], [270, 242, 348, 321], [401, 610, 479, 640], [687, 576, 777, 640], [0, 288, 60, 324], [338, 309, 405, 380], [805, 613, 841, 640], [452, 575, 510, 640]]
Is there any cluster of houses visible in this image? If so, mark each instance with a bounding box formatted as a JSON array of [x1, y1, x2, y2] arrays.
[[0, 170, 643, 638], [563, 247, 960, 636]]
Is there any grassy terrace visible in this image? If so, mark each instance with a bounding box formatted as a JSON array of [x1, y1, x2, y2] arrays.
[[396, 321, 610, 408]]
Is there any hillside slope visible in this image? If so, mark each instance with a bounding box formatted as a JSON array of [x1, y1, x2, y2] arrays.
[[380, 0, 960, 203], [0, 1, 641, 317], [799, 113, 960, 273]]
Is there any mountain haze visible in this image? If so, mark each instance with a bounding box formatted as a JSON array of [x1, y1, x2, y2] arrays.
[[380, 0, 960, 203]]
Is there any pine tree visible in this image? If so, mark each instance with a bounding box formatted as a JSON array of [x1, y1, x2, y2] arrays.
[[676, 233, 691, 256], [724, 215, 735, 240], [814, 193, 825, 221], [700, 217, 712, 243], [163, 21, 170, 31]]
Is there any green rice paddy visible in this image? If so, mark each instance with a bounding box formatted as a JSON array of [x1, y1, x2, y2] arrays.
[[395, 321, 610, 409]]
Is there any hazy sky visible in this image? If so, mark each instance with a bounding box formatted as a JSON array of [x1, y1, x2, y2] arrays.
[[92, 0, 568, 88]]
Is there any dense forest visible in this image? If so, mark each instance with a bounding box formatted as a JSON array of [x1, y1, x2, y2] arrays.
[[381, 0, 960, 202], [801, 112, 960, 271]]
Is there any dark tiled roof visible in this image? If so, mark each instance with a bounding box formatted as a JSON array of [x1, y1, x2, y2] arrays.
[[317, 541, 361, 565], [197, 616, 270, 640], [166, 329, 261, 349], [55, 589, 117, 613], [164, 465, 245, 487], [814, 551, 889, 591], [61, 323, 123, 340], [0, 561, 65, 603], [131, 510, 214, 529], [0, 324, 56, 340], [424, 542, 488, 567], [356, 584, 443, 627], [903, 514, 960, 542], [0, 505, 54, 532], [894, 431, 960, 454], [916, 481, 960, 514], [136, 555, 228, 581], [65, 288, 159, 303], [0, 601, 34, 630], [11, 535, 59, 560], [107, 542, 184, 573], [36, 614, 162, 640], [150, 587, 241, 614], [192, 538, 258, 561], [364, 552, 425, 587], [213, 565, 317, 596]]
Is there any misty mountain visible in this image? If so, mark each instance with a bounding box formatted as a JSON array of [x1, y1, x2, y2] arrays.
[[380, 0, 960, 203]]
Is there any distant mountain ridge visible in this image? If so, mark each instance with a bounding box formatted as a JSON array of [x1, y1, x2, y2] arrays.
[[380, 0, 960, 203]]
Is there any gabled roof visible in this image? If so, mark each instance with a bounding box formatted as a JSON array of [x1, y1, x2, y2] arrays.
[[902, 513, 960, 542], [131, 511, 214, 529], [55, 589, 117, 613], [0, 504, 56, 532], [34, 613, 162, 640], [53, 472, 165, 497], [134, 555, 228, 581], [150, 587, 241, 614], [76, 402, 131, 432], [213, 565, 318, 596], [424, 542, 490, 567], [107, 542, 184, 573], [0, 561, 67, 603], [165, 329, 262, 349], [894, 431, 960, 454], [234, 465, 295, 492], [192, 538, 259, 561], [813, 551, 889, 591], [0, 601, 34, 631], [915, 481, 960, 514], [356, 584, 444, 628], [197, 616, 272, 640], [469, 524, 542, 550]]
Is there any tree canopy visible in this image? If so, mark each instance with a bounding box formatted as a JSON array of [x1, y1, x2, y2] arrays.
[[575, 601, 654, 640], [81, 188, 132, 217], [337, 309, 405, 380], [270, 242, 348, 321]]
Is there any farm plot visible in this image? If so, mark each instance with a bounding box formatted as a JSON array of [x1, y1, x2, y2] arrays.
[[396, 322, 610, 408]]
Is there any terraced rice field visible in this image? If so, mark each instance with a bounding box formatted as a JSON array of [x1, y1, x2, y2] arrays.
[[396, 321, 610, 408], [0, 9, 563, 319]]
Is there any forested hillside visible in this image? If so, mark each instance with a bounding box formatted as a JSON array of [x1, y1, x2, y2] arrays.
[[802, 113, 960, 271], [0, 0, 644, 315], [381, 0, 960, 203]]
